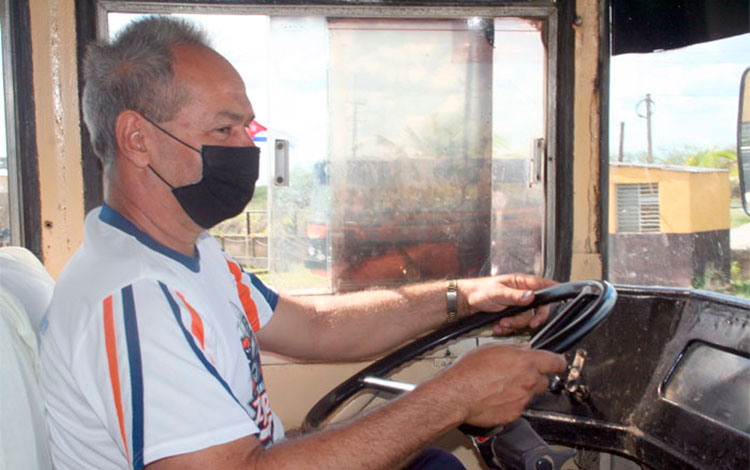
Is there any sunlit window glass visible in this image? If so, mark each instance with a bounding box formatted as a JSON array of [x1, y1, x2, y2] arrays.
[[0, 21, 10, 247], [109, 12, 549, 295], [608, 33, 750, 296]]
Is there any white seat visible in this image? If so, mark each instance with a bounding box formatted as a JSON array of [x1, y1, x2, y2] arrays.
[[0, 247, 55, 470]]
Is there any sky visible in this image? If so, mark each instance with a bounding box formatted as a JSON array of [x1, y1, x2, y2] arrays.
[[610, 32, 750, 159]]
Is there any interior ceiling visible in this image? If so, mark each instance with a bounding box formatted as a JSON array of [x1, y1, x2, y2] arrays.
[[611, 0, 750, 55]]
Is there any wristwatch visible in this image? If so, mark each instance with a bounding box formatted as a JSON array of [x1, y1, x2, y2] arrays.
[[446, 279, 458, 322]]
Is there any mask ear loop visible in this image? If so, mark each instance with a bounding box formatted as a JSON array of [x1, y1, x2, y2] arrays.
[[141, 114, 201, 153], [140, 113, 202, 190], [148, 164, 176, 190]]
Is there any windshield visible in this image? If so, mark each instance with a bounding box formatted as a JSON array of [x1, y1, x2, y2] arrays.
[[608, 33, 750, 297], [110, 11, 552, 294]]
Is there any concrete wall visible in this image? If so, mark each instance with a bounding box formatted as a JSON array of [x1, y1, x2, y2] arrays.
[[608, 165, 731, 287], [609, 230, 730, 287], [609, 165, 730, 235]]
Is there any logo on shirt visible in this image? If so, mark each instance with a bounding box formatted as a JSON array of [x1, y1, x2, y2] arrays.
[[236, 311, 275, 446]]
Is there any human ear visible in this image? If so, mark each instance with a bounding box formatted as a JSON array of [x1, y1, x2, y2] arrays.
[[115, 110, 150, 168]]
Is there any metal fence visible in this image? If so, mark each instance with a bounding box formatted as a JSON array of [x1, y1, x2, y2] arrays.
[[214, 210, 269, 273]]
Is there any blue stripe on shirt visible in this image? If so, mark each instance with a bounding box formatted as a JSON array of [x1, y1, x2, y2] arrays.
[[247, 272, 279, 311], [122, 284, 145, 470], [158, 282, 249, 415]]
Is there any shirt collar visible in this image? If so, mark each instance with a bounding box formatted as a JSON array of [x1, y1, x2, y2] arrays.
[[98, 203, 201, 273]]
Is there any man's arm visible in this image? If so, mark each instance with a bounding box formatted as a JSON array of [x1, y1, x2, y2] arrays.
[[145, 344, 567, 470], [257, 274, 556, 361]]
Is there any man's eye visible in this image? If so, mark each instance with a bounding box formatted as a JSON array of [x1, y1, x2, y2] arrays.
[[217, 126, 232, 134]]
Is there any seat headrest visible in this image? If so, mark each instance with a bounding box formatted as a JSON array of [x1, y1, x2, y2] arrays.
[[0, 247, 55, 333]]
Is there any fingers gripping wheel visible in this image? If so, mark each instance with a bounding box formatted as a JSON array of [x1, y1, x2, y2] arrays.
[[303, 281, 617, 469], [527, 280, 617, 352]]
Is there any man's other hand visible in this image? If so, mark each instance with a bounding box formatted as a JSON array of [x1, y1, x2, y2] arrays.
[[429, 344, 568, 428], [458, 274, 557, 335]]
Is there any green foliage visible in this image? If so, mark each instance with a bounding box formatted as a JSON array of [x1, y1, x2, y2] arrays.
[[265, 262, 326, 290], [728, 261, 750, 299], [616, 145, 737, 174], [271, 166, 316, 238], [690, 274, 706, 290], [661, 145, 737, 176], [246, 186, 268, 211], [694, 261, 750, 299], [616, 149, 650, 164], [210, 186, 269, 236], [616, 145, 741, 203], [730, 207, 750, 228]]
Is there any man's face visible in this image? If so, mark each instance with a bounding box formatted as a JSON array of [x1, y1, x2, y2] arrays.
[[149, 44, 256, 188]]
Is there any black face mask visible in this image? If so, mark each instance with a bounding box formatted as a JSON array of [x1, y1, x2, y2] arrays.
[[144, 117, 260, 229]]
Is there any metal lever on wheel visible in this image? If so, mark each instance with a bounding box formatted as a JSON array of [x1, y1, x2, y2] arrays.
[[470, 418, 575, 470]]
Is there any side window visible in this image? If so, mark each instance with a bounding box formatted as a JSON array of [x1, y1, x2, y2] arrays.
[[0, 11, 17, 247], [0, 26, 8, 245], [108, 10, 554, 295], [608, 33, 750, 294]]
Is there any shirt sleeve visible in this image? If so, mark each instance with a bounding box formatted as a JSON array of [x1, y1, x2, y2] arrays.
[[222, 254, 278, 331], [73, 279, 259, 468]]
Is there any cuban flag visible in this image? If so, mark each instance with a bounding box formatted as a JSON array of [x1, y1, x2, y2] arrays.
[[246, 121, 268, 143]]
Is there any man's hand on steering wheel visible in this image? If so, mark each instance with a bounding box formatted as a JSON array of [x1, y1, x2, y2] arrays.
[[424, 344, 568, 428], [458, 274, 558, 336]]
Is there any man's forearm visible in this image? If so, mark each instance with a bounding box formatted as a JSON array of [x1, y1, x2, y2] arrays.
[[146, 377, 464, 470], [260, 274, 547, 362], [297, 280, 451, 360], [146, 344, 567, 470], [251, 378, 463, 470]]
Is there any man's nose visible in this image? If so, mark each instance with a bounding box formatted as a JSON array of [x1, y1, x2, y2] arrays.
[[242, 127, 257, 147]]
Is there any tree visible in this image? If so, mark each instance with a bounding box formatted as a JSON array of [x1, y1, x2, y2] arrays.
[[661, 145, 737, 176]]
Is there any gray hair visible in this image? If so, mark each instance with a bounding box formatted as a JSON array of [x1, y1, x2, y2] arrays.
[[82, 16, 210, 167]]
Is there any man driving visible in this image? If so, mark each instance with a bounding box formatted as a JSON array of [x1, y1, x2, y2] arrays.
[[39, 16, 567, 470]]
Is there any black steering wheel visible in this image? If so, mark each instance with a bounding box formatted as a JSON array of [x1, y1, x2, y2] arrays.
[[304, 280, 617, 431], [302, 281, 617, 469]]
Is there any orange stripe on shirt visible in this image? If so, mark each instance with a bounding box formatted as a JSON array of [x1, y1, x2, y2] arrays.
[[226, 259, 260, 331], [103, 295, 130, 463], [175, 291, 205, 350]]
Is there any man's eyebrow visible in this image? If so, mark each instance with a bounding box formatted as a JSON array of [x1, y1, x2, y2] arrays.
[[216, 110, 255, 125]]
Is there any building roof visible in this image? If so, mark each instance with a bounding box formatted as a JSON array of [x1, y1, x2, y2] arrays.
[[610, 162, 729, 173]]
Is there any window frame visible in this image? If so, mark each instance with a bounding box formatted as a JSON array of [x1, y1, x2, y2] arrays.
[[1, 0, 40, 254], [77, 0, 579, 281]]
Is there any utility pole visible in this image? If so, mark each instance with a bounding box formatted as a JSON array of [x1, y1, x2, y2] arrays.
[[350, 77, 366, 160], [618, 121, 625, 162], [636, 94, 655, 163], [645, 94, 654, 163]]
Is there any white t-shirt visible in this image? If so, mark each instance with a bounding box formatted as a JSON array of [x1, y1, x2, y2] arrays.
[[40, 205, 284, 470]]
